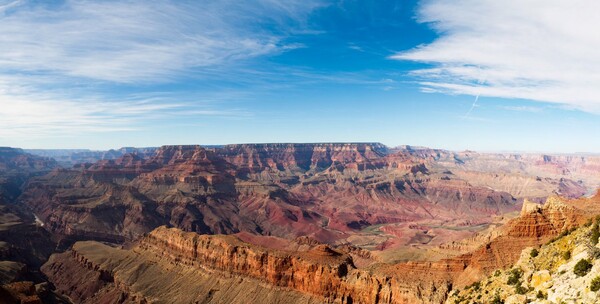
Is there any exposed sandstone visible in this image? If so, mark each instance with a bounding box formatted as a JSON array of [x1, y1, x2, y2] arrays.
[[44, 192, 596, 304], [22, 143, 529, 251]]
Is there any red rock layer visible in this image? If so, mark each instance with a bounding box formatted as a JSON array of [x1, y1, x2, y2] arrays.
[[41, 192, 598, 304], [22, 144, 525, 246]]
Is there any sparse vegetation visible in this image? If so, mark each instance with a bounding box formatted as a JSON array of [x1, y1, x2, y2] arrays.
[[590, 276, 600, 292], [562, 250, 571, 260], [574, 258, 593, 277], [515, 282, 527, 294], [466, 281, 480, 291], [453, 295, 466, 304], [491, 293, 504, 304], [449, 215, 600, 304], [536, 290, 547, 299], [507, 268, 523, 285], [592, 220, 600, 246], [560, 228, 571, 238], [530, 248, 539, 258]]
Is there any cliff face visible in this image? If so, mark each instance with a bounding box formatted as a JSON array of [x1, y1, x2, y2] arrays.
[[447, 203, 600, 303], [22, 143, 529, 251], [22, 143, 600, 259], [6, 144, 600, 303], [396, 147, 595, 198], [43, 193, 598, 304], [0, 147, 58, 270], [42, 234, 346, 304], [0, 148, 61, 303], [214, 143, 390, 174], [44, 227, 449, 304], [0, 147, 58, 205], [450, 195, 587, 284]]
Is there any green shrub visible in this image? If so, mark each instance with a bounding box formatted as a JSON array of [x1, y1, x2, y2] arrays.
[[491, 294, 504, 304], [453, 295, 467, 304], [536, 290, 547, 299], [468, 281, 480, 291], [530, 248, 539, 258], [590, 276, 600, 292], [494, 270, 501, 277], [515, 282, 527, 294], [563, 250, 571, 260], [574, 259, 593, 277], [507, 268, 523, 285], [592, 222, 600, 246]]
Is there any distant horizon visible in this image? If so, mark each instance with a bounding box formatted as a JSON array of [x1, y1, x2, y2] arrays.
[[1, 1, 600, 153], [8, 142, 600, 156]]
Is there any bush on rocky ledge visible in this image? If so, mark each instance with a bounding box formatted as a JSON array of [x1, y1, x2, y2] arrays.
[[574, 259, 593, 277]]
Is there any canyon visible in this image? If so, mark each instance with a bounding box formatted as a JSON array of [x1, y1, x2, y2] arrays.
[[2, 143, 600, 303], [41, 193, 600, 303]]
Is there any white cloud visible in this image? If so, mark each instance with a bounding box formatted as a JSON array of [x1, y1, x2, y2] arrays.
[[0, 0, 323, 83], [0, 0, 321, 142], [498, 105, 544, 113], [392, 0, 600, 113], [0, 75, 251, 139]]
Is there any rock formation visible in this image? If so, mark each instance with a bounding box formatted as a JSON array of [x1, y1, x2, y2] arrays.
[[447, 200, 600, 303], [22, 143, 528, 251], [42, 193, 600, 303], [5, 143, 600, 303], [0, 147, 63, 303]]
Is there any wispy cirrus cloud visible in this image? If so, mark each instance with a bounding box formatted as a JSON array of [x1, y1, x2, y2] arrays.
[[392, 0, 600, 113], [0, 0, 324, 142], [498, 105, 544, 113], [0, 0, 324, 83], [0, 75, 251, 138]]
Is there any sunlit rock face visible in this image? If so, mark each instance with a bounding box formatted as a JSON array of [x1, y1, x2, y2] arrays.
[[21, 143, 532, 250], [39, 188, 600, 303]]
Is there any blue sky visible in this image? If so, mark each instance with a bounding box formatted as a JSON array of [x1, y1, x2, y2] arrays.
[[1, 0, 600, 152]]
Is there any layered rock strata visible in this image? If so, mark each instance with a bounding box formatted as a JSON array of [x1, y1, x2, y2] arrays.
[[43, 193, 596, 304]]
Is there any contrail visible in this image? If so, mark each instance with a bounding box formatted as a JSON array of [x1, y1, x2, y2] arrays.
[[463, 66, 486, 119], [463, 94, 480, 118], [0, 0, 23, 14]]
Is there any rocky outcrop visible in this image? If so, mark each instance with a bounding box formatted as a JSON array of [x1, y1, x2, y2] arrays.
[[446, 205, 600, 304], [8, 144, 600, 303], [0, 148, 57, 269], [0, 148, 64, 303], [140, 227, 359, 301], [23, 143, 600, 261], [43, 192, 597, 304], [214, 142, 390, 174], [22, 144, 528, 251], [45, 227, 455, 304]]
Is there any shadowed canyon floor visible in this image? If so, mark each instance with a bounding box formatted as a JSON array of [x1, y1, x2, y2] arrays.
[[2, 144, 600, 303]]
